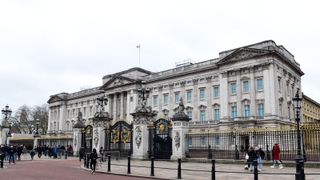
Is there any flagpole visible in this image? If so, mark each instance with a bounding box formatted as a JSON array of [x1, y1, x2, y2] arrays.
[[137, 44, 141, 67]]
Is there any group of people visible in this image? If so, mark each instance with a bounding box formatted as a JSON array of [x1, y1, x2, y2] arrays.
[[245, 143, 283, 172], [0, 144, 74, 162]]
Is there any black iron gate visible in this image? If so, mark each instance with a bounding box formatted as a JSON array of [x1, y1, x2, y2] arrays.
[[108, 121, 133, 156], [152, 119, 172, 159]]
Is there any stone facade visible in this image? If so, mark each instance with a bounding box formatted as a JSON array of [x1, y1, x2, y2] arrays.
[[47, 40, 304, 151], [302, 93, 320, 124]]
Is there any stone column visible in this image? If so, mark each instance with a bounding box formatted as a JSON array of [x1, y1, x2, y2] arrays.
[[170, 99, 190, 160], [34, 137, 40, 147], [73, 128, 82, 156], [171, 121, 189, 160], [132, 123, 150, 159], [113, 94, 117, 120], [120, 92, 124, 120]]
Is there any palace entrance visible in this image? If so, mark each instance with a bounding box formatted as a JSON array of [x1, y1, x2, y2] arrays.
[[108, 121, 133, 156], [152, 119, 172, 159]]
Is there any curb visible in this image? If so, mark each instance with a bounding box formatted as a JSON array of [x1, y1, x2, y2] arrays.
[[81, 165, 169, 180]]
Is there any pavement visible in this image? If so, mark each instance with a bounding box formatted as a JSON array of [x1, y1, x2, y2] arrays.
[[83, 158, 320, 180], [0, 155, 148, 180]]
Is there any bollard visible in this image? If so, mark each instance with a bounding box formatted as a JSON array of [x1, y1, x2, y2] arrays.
[[151, 156, 155, 176], [127, 156, 131, 174], [253, 160, 258, 180], [0, 155, 3, 168], [177, 158, 182, 179], [107, 155, 111, 172], [211, 159, 216, 180]]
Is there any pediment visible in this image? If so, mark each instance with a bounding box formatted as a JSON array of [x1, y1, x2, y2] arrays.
[[47, 95, 64, 103], [101, 75, 136, 90], [217, 48, 269, 65]]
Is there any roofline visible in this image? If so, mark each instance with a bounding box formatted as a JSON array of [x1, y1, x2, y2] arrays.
[[302, 93, 320, 107], [102, 67, 152, 79]]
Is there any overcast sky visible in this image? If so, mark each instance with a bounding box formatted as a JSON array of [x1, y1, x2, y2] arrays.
[[1, 0, 320, 111]]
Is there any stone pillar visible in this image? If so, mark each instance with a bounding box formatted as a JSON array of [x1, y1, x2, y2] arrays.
[[132, 123, 150, 159], [113, 94, 117, 120], [92, 126, 105, 150], [170, 98, 190, 160], [171, 121, 189, 160], [34, 137, 40, 148], [120, 92, 124, 120], [73, 128, 82, 156], [0, 127, 9, 145]]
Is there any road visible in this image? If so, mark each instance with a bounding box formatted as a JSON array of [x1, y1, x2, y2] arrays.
[[0, 158, 151, 180]]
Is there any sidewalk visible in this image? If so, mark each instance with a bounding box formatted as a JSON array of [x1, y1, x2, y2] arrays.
[[83, 159, 320, 180]]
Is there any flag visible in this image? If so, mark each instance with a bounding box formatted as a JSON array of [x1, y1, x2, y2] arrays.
[[136, 45, 140, 48]]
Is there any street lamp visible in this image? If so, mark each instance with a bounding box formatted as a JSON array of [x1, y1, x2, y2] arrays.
[[33, 119, 41, 138], [293, 89, 305, 180]]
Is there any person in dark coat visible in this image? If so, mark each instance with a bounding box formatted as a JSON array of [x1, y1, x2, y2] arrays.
[[17, 145, 23, 161], [247, 146, 257, 172], [90, 148, 98, 173]]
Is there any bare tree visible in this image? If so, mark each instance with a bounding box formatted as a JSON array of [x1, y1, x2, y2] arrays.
[[12, 104, 48, 135]]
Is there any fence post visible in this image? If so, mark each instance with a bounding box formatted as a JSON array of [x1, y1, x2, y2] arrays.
[[211, 159, 216, 180], [108, 155, 111, 172], [86, 154, 90, 168], [177, 158, 182, 179], [151, 156, 155, 176], [127, 156, 131, 174], [253, 159, 258, 180]]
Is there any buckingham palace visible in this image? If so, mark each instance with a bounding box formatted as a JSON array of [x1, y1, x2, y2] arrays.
[[47, 40, 309, 160]]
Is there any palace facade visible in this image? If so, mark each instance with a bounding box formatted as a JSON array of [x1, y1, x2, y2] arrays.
[[47, 40, 304, 155]]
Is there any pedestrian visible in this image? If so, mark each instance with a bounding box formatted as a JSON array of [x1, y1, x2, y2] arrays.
[[271, 143, 283, 168], [99, 147, 104, 162], [90, 148, 98, 174], [8, 145, 15, 164], [256, 147, 265, 171], [79, 146, 85, 162], [17, 145, 23, 161], [30, 148, 36, 160], [247, 146, 257, 172]]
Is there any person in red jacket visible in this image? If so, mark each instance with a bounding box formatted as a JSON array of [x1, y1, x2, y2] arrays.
[[271, 143, 283, 168]]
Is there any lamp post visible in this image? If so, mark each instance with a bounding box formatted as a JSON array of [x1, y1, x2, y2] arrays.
[[293, 89, 305, 180], [2, 105, 12, 144]]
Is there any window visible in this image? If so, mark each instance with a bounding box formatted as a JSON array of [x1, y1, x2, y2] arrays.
[[243, 80, 249, 93], [213, 86, 219, 98], [83, 107, 86, 117], [214, 136, 220, 145], [257, 79, 263, 91], [163, 93, 169, 105], [214, 108, 220, 122], [257, 103, 264, 118], [175, 92, 180, 104], [187, 111, 193, 120], [279, 103, 283, 116], [153, 95, 158, 107], [67, 110, 70, 118], [188, 137, 192, 146], [200, 110, 206, 122], [230, 82, 237, 95], [187, 90, 192, 103], [199, 88, 206, 101], [231, 105, 237, 119], [90, 106, 93, 116], [72, 109, 75, 117], [288, 104, 291, 119], [244, 105, 250, 117]]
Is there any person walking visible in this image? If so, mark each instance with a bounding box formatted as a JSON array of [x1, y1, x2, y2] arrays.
[[90, 148, 98, 174], [8, 145, 15, 164], [247, 146, 257, 172], [99, 147, 104, 162], [256, 147, 265, 171], [30, 148, 36, 160], [271, 143, 283, 168]]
